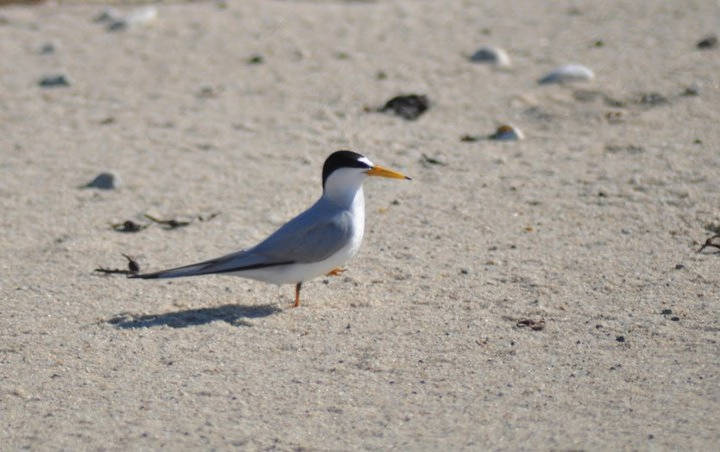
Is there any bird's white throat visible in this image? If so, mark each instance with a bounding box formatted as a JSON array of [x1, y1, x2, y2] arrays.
[[321, 168, 366, 255], [322, 167, 369, 208]]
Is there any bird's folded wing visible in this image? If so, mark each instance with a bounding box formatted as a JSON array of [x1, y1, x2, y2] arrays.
[[252, 210, 354, 264]]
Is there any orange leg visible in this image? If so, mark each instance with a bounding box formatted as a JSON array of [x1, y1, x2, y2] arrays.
[[325, 267, 346, 277], [294, 282, 302, 308]]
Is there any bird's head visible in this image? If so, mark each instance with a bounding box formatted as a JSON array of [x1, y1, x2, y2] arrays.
[[321, 150, 410, 203]]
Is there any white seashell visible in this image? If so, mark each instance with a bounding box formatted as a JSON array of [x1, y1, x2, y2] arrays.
[[539, 64, 594, 84], [489, 124, 524, 141], [107, 6, 158, 31], [469, 46, 511, 67], [126, 6, 158, 26]]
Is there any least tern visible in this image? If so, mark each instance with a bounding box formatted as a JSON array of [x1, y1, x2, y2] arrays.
[[131, 150, 411, 307]]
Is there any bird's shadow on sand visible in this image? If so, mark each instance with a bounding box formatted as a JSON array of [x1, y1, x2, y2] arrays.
[[107, 303, 281, 329]]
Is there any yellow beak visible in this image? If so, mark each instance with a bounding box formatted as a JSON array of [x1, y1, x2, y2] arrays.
[[366, 165, 412, 180]]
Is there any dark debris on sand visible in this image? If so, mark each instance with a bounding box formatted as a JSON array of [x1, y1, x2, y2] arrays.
[[697, 35, 717, 49], [95, 254, 140, 275], [378, 94, 429, 120], [111, 220, 149, 233], [697, 234, 720, 253], [516, 318, 545, 331], [144, 212, 220, 230], [39, 74, 70, 88]]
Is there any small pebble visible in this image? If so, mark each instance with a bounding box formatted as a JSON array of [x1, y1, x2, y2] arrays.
[[197, 86, 220, 98], [11, 387, 29, 399], [661, 309, 672, 315], [697, 35, 717, 49], [39, 42, 55, 54], [107, 20, 128, 31], [84, 172, 120, 190], [567, 7, 582, 15], [616, 335, 625, 343], [674, 264, 684, 270], [637, 92, 668, 106], [39, 74, 70, 88], [573, 89, 602, 102], [670, 316, 680, 322], [605, 111, 624, 123], [539, 64, 594, 84], [247, 54, 264, 64], [469, 46, 510, 67], [379, 94, 429, 120], [489, 124, 524, 141], [682, 86, 699, 96]]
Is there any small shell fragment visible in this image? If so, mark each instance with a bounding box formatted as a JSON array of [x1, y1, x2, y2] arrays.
[[125, 6, 157, 26], [539, 64, 594, 84], [99, 6, 158, 31], [469, 46, 510, 67], [489, 124, 524, 141]]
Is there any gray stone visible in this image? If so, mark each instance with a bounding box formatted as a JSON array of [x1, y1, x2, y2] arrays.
[[85, 172, 120, 190]]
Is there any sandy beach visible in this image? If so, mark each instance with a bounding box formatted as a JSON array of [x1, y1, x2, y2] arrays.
[[1, 0, 719, 449]]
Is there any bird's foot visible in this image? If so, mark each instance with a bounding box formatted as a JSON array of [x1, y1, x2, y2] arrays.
[[325, 267, 346, 277]]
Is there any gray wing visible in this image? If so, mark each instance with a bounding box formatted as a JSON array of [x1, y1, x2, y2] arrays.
[[251, 206, 354, 263], [131, 200, 354, 279]]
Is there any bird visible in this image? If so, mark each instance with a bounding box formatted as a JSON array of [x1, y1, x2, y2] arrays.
[[130, 150, 411, 307]]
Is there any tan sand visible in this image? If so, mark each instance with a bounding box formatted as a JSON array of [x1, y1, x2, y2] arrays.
[[1, 0, 719, 449]]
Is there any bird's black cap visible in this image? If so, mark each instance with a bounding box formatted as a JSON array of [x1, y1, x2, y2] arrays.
[[322, 150, 371, 187]]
